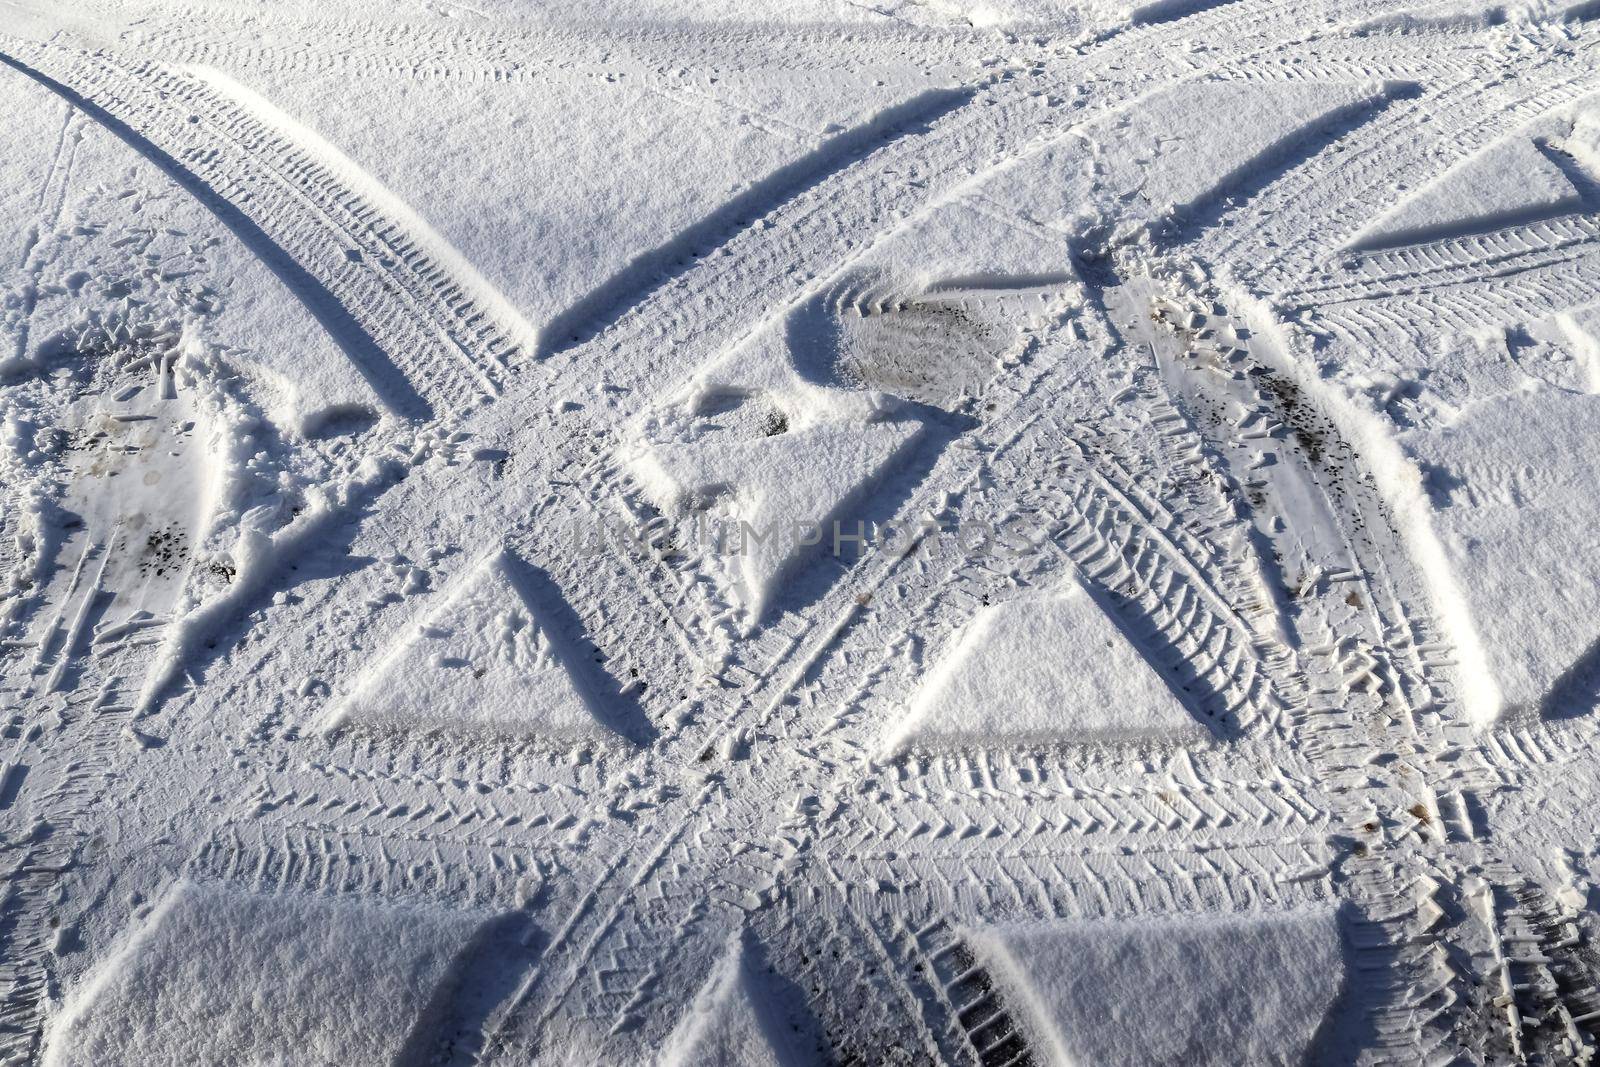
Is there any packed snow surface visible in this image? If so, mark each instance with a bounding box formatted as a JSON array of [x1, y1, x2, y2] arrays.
[[5, 0, 1600, 1065]]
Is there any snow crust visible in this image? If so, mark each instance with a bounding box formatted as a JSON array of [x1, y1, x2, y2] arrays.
[[625, 190, 1074, 625], [635, 422, 921, 622], [188, 56, 960, 353], [627, 298, 928, 623], [7, 4, 1600, 1065], [187, 64, 542, 363]]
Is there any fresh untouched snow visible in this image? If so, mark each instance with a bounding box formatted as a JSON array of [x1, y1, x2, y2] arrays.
[[5, 1, 1600, 1065]]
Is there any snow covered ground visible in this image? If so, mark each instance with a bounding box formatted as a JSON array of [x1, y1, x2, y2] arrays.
[[4, 0, 1600, 1063]]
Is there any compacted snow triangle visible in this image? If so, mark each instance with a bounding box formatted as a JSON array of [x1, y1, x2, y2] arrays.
[[966, 908, 1347, 1067], [886, 574, 1202, 752], [324, 549, 615, 740], [637, 420, 922, 621], [656, 938, 808, 1067]]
